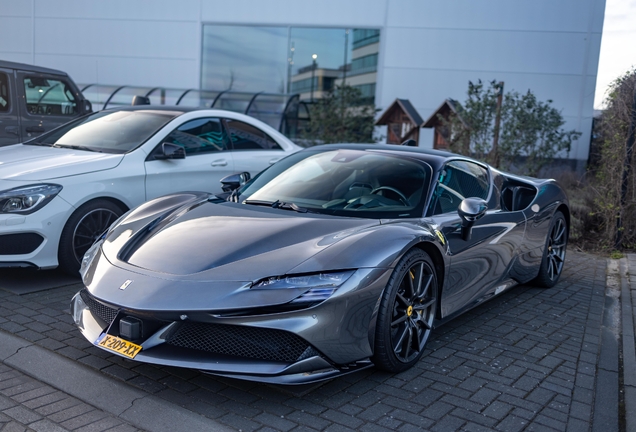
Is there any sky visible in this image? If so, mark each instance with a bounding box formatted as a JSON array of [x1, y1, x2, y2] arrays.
[[594, 0, 636, 108]]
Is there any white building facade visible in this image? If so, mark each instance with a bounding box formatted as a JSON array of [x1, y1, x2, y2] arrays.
[[0, 0, 605, 168]]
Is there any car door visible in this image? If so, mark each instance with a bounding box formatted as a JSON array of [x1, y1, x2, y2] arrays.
[[0, 69, 20, 146], [430, 160, 526, 318], [224, 118, 287, 177], [15, 72, 79, 140], [144, 117, 235, 200]]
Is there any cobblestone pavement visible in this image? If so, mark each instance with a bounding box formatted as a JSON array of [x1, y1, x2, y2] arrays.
[[0, 250, 610, 431]]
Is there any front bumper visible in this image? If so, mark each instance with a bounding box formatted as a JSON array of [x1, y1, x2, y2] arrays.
[[0, 196, 73, 269], [70, 267, 391, 384]]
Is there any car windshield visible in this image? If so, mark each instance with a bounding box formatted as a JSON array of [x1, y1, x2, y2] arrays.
[[239, 149, 432, 219], [25, 110, 179, 154]]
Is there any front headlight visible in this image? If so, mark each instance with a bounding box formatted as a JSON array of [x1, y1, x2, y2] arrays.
[[252, 270, 355, 305], [0, 184, 63, 214]]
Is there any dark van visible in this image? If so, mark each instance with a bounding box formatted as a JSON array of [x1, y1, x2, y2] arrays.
[[0, 60, 92, 147]]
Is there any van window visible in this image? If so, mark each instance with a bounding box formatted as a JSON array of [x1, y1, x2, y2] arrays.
[[0, 73, 9, 113], [23, 77, 77, 116]]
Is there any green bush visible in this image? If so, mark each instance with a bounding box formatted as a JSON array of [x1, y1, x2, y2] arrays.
[[440, 80, 581, 176]]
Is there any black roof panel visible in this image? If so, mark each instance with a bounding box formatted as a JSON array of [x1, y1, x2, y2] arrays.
[[0, 60, 70, 76]]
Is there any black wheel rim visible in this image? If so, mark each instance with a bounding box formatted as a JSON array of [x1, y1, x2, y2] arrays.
[[390, 261, 436, 363], [72, 208, 119, 263], [547, 217, 567, 281]]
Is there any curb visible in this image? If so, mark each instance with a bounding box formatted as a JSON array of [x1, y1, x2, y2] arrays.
[[594, 258, 621, 431], [623, 254, 636, 432], [0, 329, 231, 432]]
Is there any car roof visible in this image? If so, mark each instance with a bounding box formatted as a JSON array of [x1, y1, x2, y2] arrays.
[[101, 105, 197, 114], [0, 60, 71, 76], [301, 143, 487, 172]]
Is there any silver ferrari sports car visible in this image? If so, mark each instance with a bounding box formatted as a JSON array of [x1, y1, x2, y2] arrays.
[[71, 144, 569, 384]]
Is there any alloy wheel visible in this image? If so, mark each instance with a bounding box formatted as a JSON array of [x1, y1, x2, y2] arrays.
[[546, 217, 567, 281], [72, 208, 119, 263], [390, 260, 436, 363]]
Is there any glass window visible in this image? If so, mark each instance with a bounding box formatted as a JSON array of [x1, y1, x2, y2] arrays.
[[0, 73, 9, 113], [201, 26, 288, 94], [23, 77, 77, 116], [239, 149, 431, 219], [164, 118, 229, 155], [430, 161, 490, 215], [201, 25, 380, 104], [352, 29, 380, 50], [33, 110, 176, 154], [225, 119, 281, 151], [350, 53, 378, 76]]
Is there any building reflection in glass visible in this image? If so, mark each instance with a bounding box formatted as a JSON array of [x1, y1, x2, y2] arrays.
[[201, 25, 380, 104]]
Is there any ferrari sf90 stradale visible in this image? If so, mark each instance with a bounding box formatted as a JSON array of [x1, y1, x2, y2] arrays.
[[71, 144, 569, 384]]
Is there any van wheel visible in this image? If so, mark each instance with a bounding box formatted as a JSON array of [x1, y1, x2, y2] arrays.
[[58, 200, 123, 276]]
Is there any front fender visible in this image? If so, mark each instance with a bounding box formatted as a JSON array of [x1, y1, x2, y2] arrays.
[[289, 221, 442, 274]]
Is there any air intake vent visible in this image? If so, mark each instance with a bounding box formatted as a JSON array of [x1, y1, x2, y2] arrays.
[[80, 289, 118, 325], [166, 322, 314, 363]]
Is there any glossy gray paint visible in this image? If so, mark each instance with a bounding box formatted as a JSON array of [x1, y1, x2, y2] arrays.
[[71, 144, 569, 383]]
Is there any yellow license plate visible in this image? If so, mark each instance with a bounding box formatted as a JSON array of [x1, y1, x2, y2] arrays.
[[97, 334, 142, 359]]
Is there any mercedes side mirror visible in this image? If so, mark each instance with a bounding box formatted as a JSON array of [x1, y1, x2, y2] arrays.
[[131, 95, 150, 105], [220, 172, 251, 192], [457, 197, 488, 241], [155, 143, 185, 160]]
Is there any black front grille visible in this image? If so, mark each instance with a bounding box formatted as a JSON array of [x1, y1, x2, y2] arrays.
[[0, 233, 44, 255], [80, 289, 118, 324], [166, 322, 313, 363]]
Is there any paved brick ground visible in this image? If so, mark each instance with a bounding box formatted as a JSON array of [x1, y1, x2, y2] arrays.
[[0, 362, 143, 432], [0, 250, 609, 431]]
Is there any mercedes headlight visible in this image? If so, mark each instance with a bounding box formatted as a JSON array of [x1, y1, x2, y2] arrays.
[[252, 270, 355, 305], [0, 184, 63, 214]]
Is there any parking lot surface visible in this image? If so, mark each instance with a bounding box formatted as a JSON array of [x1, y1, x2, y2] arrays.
[[0, 250, 623, 431]]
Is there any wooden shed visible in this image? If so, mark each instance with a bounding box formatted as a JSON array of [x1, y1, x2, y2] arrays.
[[375, 99, 424, 145], [422, 98, 466, 150]]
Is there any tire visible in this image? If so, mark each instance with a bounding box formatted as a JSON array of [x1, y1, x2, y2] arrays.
[[532, 211, 568, 288], [372, 249, 438, 372], [58, 199, 124, 276]]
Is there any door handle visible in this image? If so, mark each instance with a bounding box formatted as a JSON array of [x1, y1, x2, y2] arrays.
[[4, 126, 18, 136], [26, 126, 45, 133], [269, 157, 282, 165], [211, 159, 228, 167]]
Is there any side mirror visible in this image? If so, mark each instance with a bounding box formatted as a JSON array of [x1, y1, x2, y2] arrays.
[[132, 95, 150, 105], [83, 100, 93, 114], [220, 172, 251, 193], [155, 143, 186, 160], [457, 197, 488, 241]]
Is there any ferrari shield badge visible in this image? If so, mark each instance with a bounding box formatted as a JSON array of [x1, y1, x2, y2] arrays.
[[119, 280, 133, 290]]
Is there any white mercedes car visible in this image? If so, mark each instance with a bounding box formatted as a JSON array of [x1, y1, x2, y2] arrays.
[[0, 106, 301, 274]]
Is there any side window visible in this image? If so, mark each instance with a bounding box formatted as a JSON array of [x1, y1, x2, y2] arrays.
[[0, 73, 9, 113], [430, 160, 489, 215], [23, 77, 77, 115], [224, 119, 282, 150], [163, 118, 229, 156]]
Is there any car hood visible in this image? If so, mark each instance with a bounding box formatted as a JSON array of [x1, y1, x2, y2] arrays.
[[103, 200, 380, 280], [0, 144, 124, 181]]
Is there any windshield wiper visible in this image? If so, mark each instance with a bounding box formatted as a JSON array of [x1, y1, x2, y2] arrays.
[[25, 141, 53, 147], [243, 199, 278, 207], [243, 199, 310, 213], [52, 144, 102, 152]]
